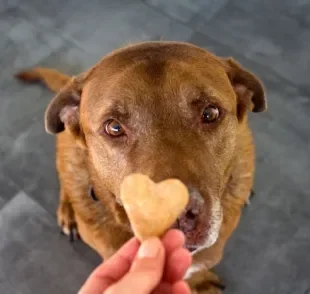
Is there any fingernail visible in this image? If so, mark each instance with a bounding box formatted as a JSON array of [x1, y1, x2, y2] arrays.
[[137, 237, 160, 259]]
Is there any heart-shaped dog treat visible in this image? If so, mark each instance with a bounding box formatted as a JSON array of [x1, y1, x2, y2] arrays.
[[120, 173, 189, 241]]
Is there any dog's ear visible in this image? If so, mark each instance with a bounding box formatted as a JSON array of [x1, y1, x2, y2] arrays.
[[221, 57, 267, 118], [44, 73, 87, 144]]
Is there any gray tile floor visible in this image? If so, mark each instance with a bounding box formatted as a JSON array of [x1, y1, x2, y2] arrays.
[[0, 0, 309, 293]]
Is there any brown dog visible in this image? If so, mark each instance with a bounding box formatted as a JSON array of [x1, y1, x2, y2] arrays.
[[15, 41, 266, 293]]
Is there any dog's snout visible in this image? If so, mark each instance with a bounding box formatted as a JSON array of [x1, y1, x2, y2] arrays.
[[176, 187, 204, 232]]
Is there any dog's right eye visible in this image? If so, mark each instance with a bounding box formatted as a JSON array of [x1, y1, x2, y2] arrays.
[[104, 119, 125, 137], [202, 105, 220, 123]]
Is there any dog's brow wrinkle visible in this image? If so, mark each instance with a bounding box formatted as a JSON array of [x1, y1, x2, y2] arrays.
[[190, 93, 221, 109], [103, 105, 130, 121]]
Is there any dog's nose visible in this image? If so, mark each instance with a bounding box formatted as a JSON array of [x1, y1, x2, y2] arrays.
[[176, 187, 204, 233]]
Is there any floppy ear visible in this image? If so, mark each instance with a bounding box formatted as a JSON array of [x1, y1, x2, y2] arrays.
[[44, 74, 86, 141], [221, 57, 267, 118]]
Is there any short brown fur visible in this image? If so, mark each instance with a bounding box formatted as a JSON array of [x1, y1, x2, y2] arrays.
[[15, 41, 266, 293]]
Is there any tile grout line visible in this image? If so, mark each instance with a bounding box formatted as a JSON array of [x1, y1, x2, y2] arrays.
[[0, 190, 56, 221]]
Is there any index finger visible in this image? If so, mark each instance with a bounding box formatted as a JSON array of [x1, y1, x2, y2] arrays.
[[78, 238, 140, 294]]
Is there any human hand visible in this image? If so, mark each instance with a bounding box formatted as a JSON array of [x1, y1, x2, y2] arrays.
[[78, 229, 192, 294]]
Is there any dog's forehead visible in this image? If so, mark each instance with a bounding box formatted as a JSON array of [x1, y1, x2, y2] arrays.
[[81, 43, 236, 125]]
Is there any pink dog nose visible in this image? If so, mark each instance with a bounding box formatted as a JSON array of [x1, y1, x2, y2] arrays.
[[176, 187, 204, 233]]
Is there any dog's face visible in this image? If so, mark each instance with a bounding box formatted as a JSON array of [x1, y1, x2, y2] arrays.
[[45, 42, 266, 252]]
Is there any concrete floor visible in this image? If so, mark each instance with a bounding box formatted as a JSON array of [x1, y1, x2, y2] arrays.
[[0, 0, 309, 293]]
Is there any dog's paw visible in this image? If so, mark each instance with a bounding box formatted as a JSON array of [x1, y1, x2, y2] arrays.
[[188, 271, 225, 294], [57, 201, 80, 242]]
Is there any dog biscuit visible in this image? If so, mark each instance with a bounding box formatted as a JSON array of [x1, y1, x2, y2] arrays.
[[120, 173, 189, 241]]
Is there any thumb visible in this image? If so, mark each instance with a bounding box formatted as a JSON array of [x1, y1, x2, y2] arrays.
[[105, 237, 165, 294]]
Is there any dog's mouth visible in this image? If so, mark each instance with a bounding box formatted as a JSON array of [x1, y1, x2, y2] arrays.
[[170, 213, 210, 252], [185, 245, 200, 252]]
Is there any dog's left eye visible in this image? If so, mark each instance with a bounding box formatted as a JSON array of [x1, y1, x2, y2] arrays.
[[105, 119, 125, 137], [202, 105, 220, 123]]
